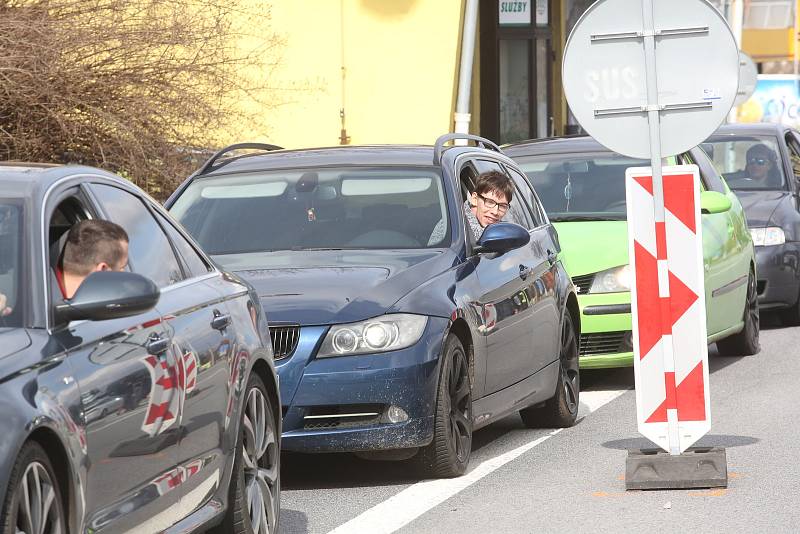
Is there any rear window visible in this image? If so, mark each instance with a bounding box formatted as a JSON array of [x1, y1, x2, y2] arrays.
[[168, 167, 451, 254], [0, 203, 23, 328]]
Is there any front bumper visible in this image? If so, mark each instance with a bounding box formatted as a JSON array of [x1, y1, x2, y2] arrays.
[[275, 317, 448, 453], [577, 292, 633, 369], [754, 242, 800, 311]]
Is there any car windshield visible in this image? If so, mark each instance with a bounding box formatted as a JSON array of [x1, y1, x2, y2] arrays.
[[702, 135, 787, 191], [0, 202, 22, 328], [169, 166, 450, 254], [513, 153, 649, 221]]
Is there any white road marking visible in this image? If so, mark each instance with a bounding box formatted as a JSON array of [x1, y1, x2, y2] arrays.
[[327, 388, 629, 534]]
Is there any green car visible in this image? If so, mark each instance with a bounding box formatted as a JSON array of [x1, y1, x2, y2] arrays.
[[505, 137, 759, 368]]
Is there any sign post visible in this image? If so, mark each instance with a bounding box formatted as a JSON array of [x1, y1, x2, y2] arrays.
[[562, 0, 739, 489]]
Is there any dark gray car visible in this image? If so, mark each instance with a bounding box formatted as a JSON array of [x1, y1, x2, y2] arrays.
[[0, 164, 280, 534], [704, 123, 800, 324]]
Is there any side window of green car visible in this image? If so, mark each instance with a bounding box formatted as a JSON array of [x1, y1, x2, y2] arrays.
[[680, 151, 726, 194]]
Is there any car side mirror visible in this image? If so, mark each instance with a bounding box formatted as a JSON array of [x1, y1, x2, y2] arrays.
[[700, 190, 732, 215], [54, 271, 160, 324], [474, 222, 530, 254]]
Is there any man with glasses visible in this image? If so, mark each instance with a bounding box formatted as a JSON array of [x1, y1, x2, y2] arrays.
[[466, 171, 514, 240], [427, 170, 514, 245], [740, 143, 781, 187]]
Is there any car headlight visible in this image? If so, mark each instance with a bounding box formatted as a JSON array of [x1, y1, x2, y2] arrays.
[[317, 314, 428, 358], [589, 265, 631, 294], [750, 227, 785, 247]]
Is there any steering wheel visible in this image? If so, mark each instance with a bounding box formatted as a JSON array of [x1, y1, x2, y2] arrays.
[[346, 230, 420, 248]]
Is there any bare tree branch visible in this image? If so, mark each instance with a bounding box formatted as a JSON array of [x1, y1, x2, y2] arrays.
[[0, 0, 287, 199]]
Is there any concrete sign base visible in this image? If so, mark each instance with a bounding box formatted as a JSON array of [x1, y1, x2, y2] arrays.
[[625, 447, 728, 490]]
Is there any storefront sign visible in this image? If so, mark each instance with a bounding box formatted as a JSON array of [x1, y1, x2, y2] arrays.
[[736, 75, 800, 129], [499, 1, 531, 26]]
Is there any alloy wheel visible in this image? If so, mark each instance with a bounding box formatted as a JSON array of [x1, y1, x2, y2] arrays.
[[448, 347, 472, 463], [14, 462, 62, 534], [242, 387, 279, 534], [560, 318, 580, 415], [746, 273, 759, 341]]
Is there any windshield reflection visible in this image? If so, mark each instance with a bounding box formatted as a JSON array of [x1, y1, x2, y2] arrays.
[[515, 154, 648, 221]]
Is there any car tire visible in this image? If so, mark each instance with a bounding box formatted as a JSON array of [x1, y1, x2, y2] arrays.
[[779, 288, 800, 326], [1, 441, 66, 534], [717, 269, 760, 357], [214, 374, 280, 534], [519, 311, 580, 428], [417, 335, 473, 478]]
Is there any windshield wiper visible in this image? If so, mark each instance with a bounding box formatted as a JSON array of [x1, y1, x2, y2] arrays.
[[549, 214, 625, 222]]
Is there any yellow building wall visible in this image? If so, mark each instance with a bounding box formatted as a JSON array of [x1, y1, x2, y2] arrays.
[[742, 28, 796, 61], [248, 0, 465, 149]]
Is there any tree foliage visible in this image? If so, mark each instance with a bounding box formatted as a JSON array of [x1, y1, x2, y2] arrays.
[[0, 0, 282, 198]]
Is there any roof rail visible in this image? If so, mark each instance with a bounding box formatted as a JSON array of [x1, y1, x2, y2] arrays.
[[433, 133, 502, 165], [195, 142, 284, 176]]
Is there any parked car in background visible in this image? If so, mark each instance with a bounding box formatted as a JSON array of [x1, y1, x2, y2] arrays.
[[504, 136, 759, 369], [0, 163, 280, 534], [704, 123, 800, 325], [166, 134, 581, 477]]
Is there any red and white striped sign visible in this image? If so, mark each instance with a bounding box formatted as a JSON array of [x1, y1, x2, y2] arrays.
[[626, 165, 711, 454]]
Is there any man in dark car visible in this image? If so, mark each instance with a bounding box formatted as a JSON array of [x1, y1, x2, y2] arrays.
[[730, 143, 782, 188], [54, 219, 130, 299]]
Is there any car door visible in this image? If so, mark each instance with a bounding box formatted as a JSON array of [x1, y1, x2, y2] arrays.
[[45, 185, 182, 533], [785, 130, 800, 189], [462, 158, 551, 394], [86, 182, 236, 519], [148, 206, 250, 516], [684, 151, 750, 335], [505, 164, 562, 371]]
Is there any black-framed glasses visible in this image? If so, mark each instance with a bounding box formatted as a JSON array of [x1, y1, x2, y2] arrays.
[[747, 157, 769, 166], [477, 193, 510, 212]]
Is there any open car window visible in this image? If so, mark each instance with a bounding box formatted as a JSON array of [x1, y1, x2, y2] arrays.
[[0, 202, 23, 328]]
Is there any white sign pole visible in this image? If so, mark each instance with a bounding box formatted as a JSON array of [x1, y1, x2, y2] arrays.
[[640, 0, 680, 456]]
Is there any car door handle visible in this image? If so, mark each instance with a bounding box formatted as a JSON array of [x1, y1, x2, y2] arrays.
[[547, 249, 558, 265], [211, 311, 231, 331], [519, 265, 532, 280], [146, 334, 170, 356]]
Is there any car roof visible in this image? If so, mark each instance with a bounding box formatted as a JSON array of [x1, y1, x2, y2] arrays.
[[710, 122, 787, 137], [0, 164, 120, 199], [199, 145, 443, 177], [503, 135, 632, 157]]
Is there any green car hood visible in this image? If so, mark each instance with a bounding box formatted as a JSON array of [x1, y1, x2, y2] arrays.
[[553, 220, 629, 277]]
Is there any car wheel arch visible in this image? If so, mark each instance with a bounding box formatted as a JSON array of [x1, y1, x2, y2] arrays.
[[15, 427, 74, 530], [250, 358, 281, 428], [565, 292, 581, 340], [446, 317, 474, 387]]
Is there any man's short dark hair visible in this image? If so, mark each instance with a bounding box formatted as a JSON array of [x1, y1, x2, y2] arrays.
[[62, 219, 129, 276], [474, 170, 514, 203], [746, 143, 777, 164]]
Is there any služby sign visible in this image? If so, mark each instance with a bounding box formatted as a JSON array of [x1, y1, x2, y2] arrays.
[[499, 0, 548, 26], [499, 1, 531, 25]]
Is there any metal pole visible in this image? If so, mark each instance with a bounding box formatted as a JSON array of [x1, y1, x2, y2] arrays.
[[454, 0, 479, 143], [728, 0, 744, 124], [641, 0, 680, 456]]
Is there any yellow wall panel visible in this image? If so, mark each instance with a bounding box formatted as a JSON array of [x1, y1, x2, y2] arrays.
[[241, 0, 464, 149]]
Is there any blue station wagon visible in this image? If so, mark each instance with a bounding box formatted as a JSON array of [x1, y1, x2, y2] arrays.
[[166, 135, 581, 477]]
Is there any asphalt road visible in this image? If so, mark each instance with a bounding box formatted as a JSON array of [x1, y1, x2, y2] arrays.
[[279, 314, 799, 534]]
